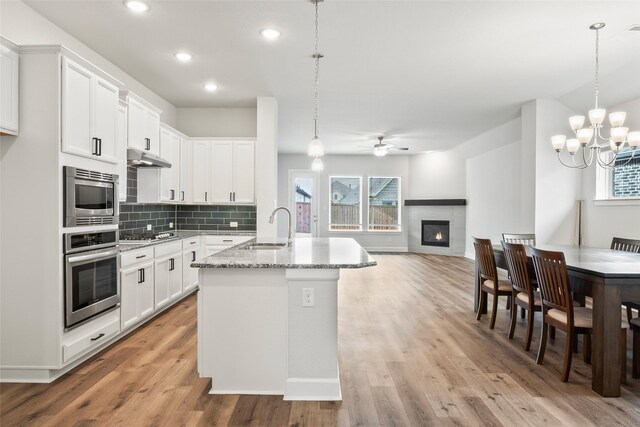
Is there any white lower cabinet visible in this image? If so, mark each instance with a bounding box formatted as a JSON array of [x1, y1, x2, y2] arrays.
[[154, 241, 183, 309], [182, 237, 201, 293], [120, 261, 154, 331]]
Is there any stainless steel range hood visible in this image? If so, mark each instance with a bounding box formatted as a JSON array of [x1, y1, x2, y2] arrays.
[[127, 148, 172, 168]]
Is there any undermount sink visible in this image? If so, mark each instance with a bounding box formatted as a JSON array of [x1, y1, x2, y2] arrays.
[[241, 243, 287, 250]]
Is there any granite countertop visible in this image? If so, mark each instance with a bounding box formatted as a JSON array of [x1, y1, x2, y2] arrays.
[[191, 237, 377, 269], [118, 230, 256, 253]]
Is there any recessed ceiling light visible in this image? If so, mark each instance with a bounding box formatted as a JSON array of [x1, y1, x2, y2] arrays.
[[204, 83, 218, 92], [124, 1, 150, 13], [174, 52, 192, 62], [260, 29, 281, 40]]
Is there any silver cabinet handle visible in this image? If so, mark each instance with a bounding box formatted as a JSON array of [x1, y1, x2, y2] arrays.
[[68, 248, 119, 263]]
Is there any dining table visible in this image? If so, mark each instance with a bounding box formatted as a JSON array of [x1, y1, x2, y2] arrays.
[[473, 244, 640, 397]]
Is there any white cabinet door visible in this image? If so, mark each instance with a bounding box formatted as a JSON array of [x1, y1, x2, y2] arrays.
[[0, 44, 19, 134], [120, 266, 140, 330], [169, 255, 183, 300], [93, 78, 119, 163], [233, 141, 255, 203], [121, 261, 154, 330], [180, 139, 191, 203], [62, 58, 93, 158], [127, 97, 147, 152], [139, 264, 155, 319], [192, 140, 211, 203], [154, 257, 172, 310], [116, 102, 128, 201], [146, 109, 160, 156], [211, 141, 234, 203], [182, 248, 200, 293], [160, 129, 181, 201]]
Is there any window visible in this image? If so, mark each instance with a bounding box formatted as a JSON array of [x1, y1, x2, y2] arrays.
[[596, 151, 640, 200], [329, 177, 362, 230], [368, 177, 401, 231]]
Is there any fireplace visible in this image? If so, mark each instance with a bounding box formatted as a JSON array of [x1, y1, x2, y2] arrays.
[[421, 220, 450, 247]]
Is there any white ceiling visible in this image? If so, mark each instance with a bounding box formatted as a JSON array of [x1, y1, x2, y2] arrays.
[[22, 0, 640, 154]]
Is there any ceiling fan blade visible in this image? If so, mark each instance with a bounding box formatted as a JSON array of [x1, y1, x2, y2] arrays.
[[388, 147, 409, 151]]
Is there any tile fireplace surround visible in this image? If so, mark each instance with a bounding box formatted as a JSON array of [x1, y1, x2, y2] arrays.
[[406, 199, 466, 256]]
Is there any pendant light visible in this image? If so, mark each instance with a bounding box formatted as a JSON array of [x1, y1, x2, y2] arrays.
[[311, 157, 324, 172], [308, 0, 325, 166]]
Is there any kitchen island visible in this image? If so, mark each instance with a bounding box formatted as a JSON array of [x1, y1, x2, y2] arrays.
[[192, 238, 376, 401]]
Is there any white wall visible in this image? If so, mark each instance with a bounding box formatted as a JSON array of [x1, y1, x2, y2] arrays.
[[277, 154, 410, 251], [581, 97, 640, 248], [408, 151, 465, 199], [465, 141, 523, 257], [0, 0, 178, 126], [176, 108, 257, 137], [534, 99, 582, 245]]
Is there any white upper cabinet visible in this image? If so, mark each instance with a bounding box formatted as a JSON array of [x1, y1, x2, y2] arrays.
[[121, 91, 162, 156], [159, 126, 181, 202], [0, 38, 19, 135], [180, 139, 192, 203], [190, 139, 255, 205], [191, 140, 212, 203], [116, 101, 128, 201], [61, 57, 119, 163], [233, 141, 255, 203], [210, 141, 234, 203]]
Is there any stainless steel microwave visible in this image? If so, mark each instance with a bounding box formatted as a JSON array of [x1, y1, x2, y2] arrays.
[[64, 166, 119, 227]]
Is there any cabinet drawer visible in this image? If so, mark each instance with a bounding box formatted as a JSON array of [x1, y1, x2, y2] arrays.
[[154, 241, 182, 258], [120, 247, 154, 268], [204, 236, 253, 246], [62, 317, 120, 363], [182, 237, 201, 250]]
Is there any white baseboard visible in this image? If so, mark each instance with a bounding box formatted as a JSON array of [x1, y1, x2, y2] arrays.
[[364, 246, 408, 253], [284, 377, 342, 401], [465, 251, 475, 260], [209, 388, 284, 395]]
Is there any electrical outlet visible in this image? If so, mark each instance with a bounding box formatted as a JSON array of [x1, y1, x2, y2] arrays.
[[146, 224, 152, 231], [230, 221, 238, 228], [169, 222, 174, 229], [303, 288, 314, 307]]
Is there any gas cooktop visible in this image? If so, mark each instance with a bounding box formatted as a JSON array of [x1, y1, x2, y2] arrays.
[[119, 231, 177, 244]]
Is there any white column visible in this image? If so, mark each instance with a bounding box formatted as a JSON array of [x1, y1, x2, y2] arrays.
[[256, 97, 278, 241]]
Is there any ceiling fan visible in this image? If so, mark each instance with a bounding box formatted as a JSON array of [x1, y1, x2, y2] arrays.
[[361, 136, 409, 157]]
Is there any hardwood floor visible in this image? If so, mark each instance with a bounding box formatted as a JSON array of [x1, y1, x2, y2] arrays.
[[2, 253, 639, 426]]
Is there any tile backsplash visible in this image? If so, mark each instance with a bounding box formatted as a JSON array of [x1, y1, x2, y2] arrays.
[[175, 205, 256, 232], [119, 203, 257, 234]]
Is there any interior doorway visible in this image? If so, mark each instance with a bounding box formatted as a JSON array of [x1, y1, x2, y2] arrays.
[[288, 171, 319, 238]]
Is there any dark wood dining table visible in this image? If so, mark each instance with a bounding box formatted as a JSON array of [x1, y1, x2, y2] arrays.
[[473, 244, 640, 397]]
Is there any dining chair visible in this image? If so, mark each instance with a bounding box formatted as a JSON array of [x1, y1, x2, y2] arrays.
[[502, 233, 536, 246], [612, 237, 640, 324], [502, 241, 541, 351], [531, 247, 627, 383], [474, 237, 512, 329], [631, 317, 640, 379]]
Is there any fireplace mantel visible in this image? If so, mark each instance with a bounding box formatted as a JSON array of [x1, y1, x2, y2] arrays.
[[404, 199, 466, 206]]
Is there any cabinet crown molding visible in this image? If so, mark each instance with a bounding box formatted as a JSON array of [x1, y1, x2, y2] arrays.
[[120, 91, 163, 115]]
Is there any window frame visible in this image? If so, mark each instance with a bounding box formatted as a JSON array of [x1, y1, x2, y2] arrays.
[[367, 176, 402, 232], [595, 151, 640, 203], [328, 176, 363, 231]]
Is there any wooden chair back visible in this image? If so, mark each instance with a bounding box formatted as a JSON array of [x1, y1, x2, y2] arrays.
[[531, 248, 574, 321], [611, 237, 640, 254], [501, 241, 533, 297], [473, 237, 498, 282], [502, 233, 536, 246]]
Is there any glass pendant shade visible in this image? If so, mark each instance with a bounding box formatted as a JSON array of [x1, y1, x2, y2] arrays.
[[311, 157, 324, 172], [551, 135, 567, 151], [569, 116, 585, 131], [308, 136, 324, 157], [610, 127, 628, 144], [566, 138, 580, 154], [609, 139, 622, 153], [627, 131, 640, 148], [609, 111, 626, 127], [576, 128, 594, 146], [373, 146, 388, 157], [588, 108, 606, 126]]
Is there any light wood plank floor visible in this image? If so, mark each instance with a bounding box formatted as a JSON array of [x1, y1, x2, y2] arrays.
[[2, 253, 639, 426]]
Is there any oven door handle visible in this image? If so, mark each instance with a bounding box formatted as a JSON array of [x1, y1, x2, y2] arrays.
[[67, 248, 119, 264]]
